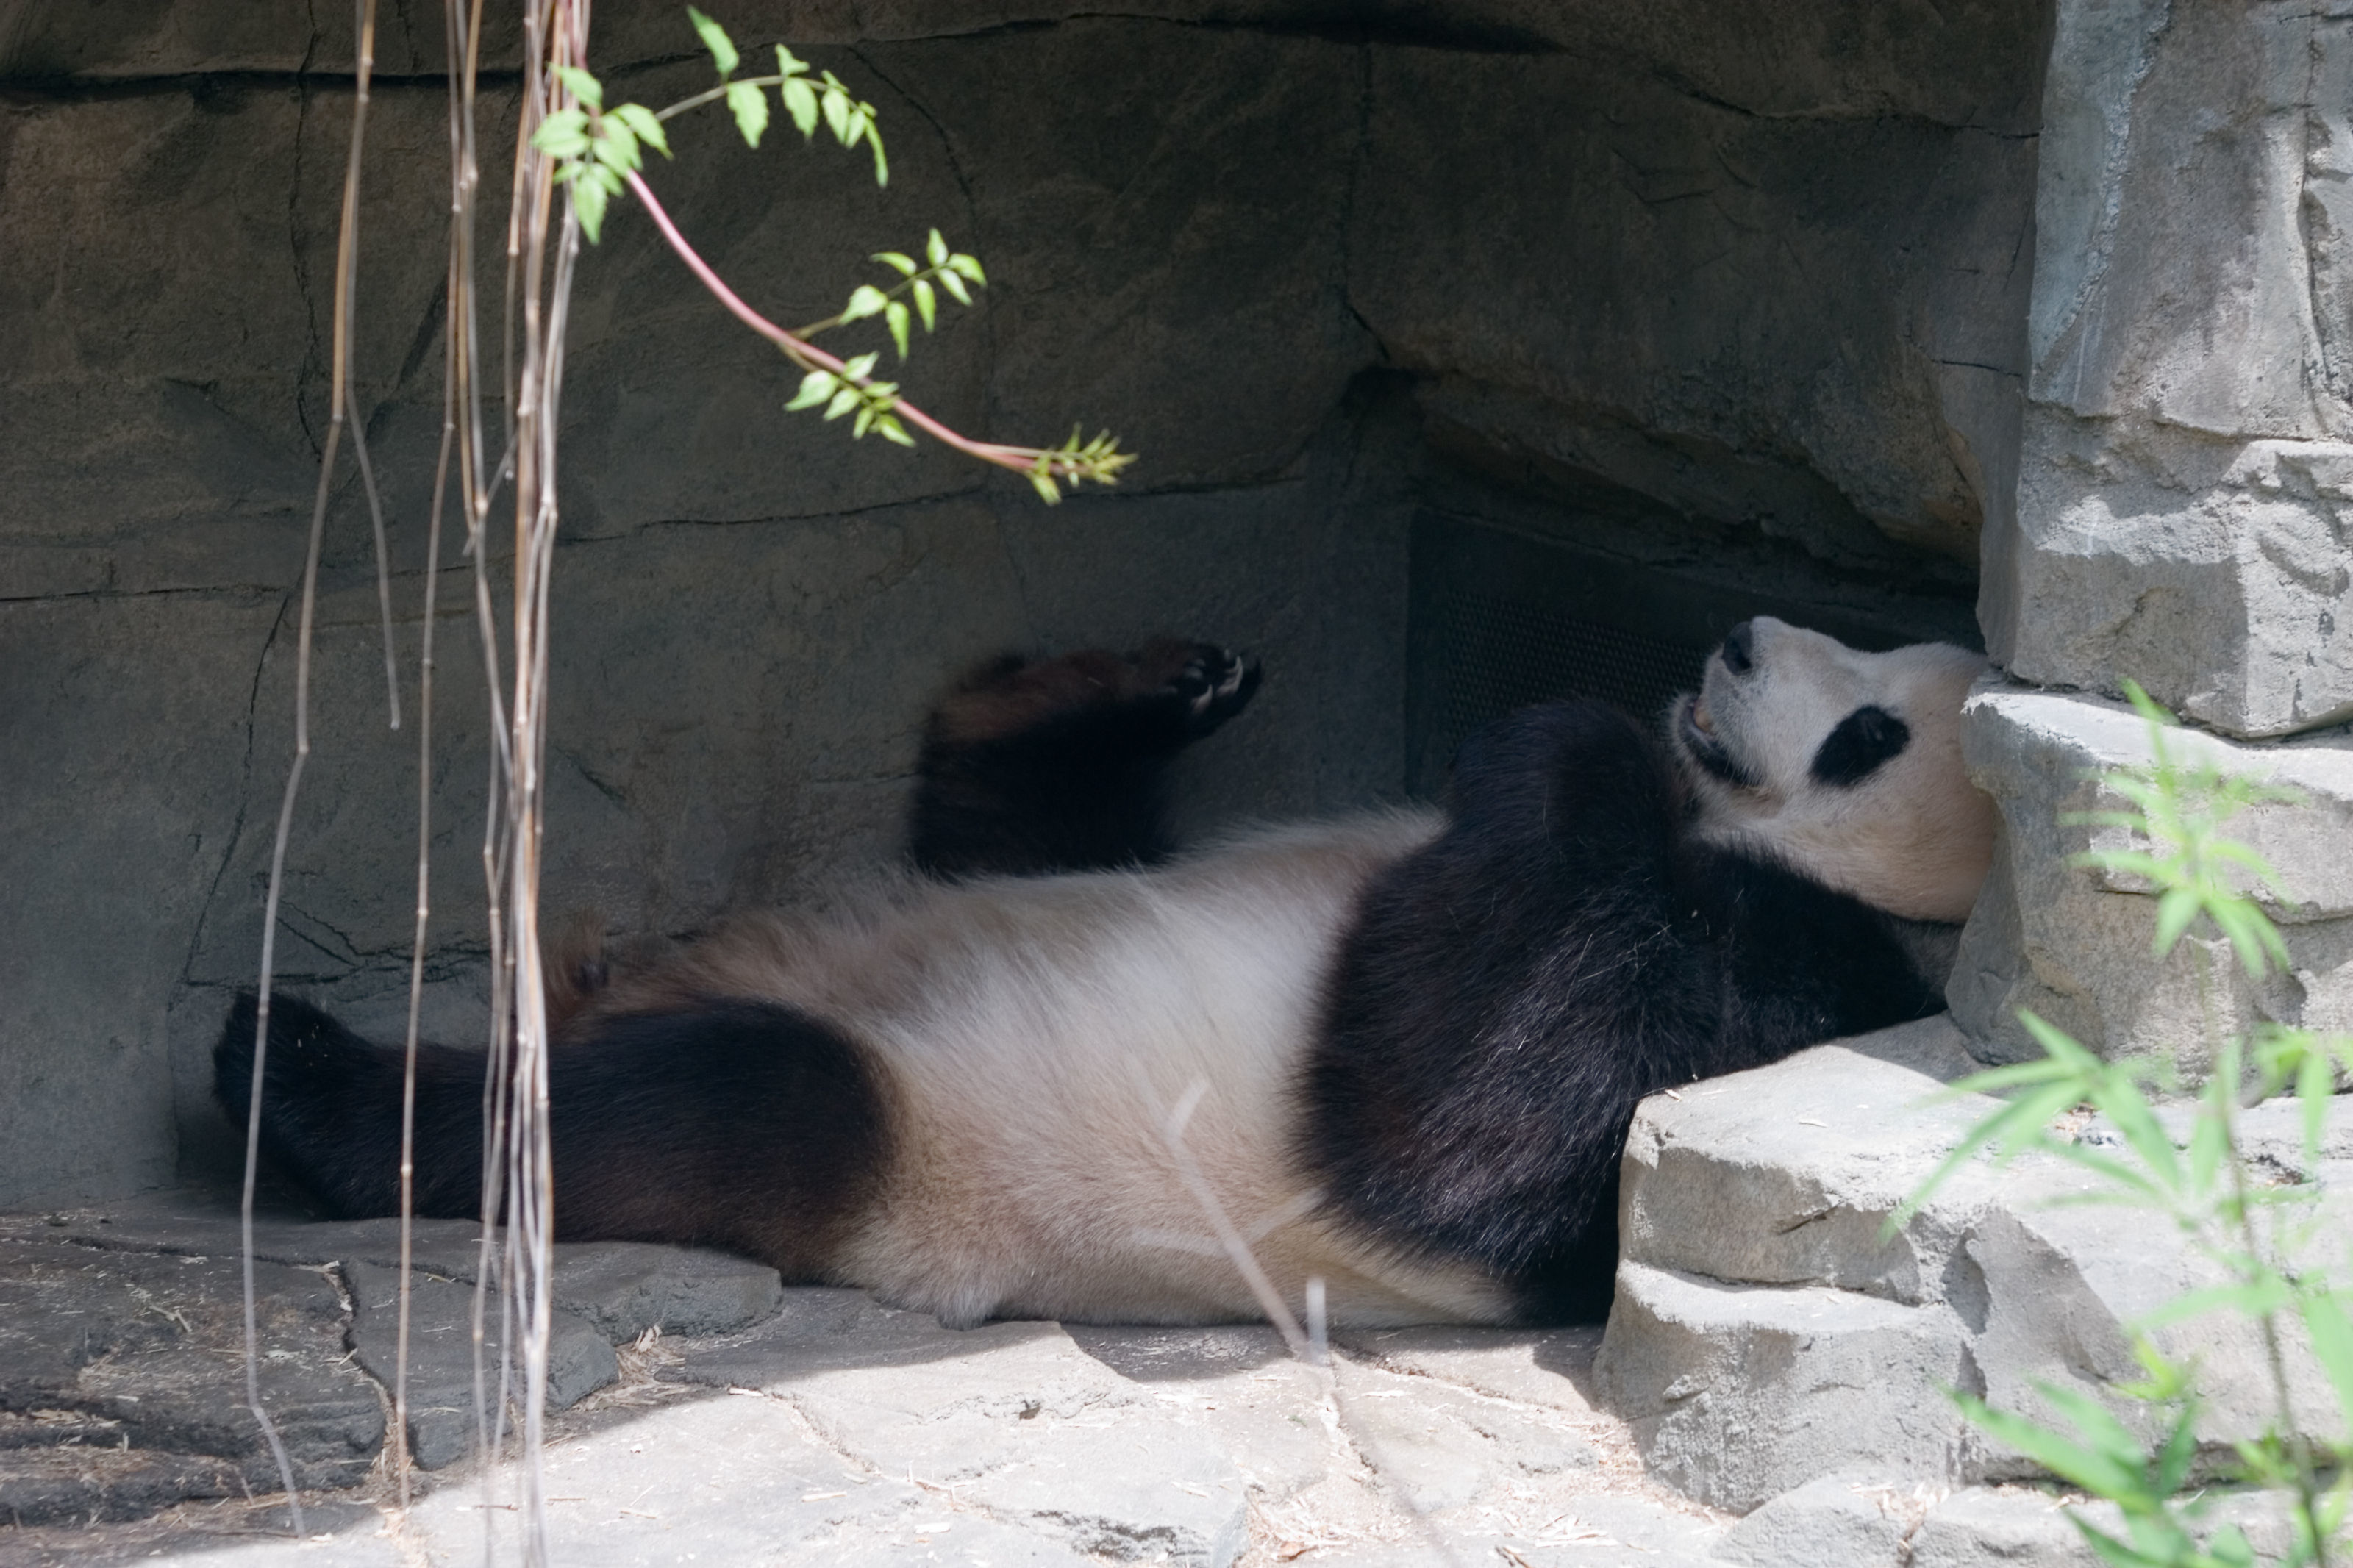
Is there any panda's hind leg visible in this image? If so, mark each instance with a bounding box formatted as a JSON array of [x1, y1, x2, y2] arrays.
[[908, 637, 1259, 878]]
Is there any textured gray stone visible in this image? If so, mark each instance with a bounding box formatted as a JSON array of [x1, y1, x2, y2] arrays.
[[1983, 0, 2353, 737], [1596, 1261, 1974, 1512], [0, 1236, 384, 1514], [344, 1260, 618, 1470], [1949, 681, 2353, 1064], [1604, 1020, 2353, 1511], [1713, 1475, 1908, 1568]]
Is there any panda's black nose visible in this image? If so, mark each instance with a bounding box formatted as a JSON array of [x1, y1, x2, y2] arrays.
[[1720, 620, 1754, 676]]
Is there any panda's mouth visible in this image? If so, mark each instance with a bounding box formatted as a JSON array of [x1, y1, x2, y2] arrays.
[[1675, 694, 1760, 789]]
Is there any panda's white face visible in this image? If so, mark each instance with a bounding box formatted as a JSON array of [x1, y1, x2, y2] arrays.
[[1668, 617, 1994, 924]]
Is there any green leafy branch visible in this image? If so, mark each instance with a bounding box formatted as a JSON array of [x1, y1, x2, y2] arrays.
[[1899, 687, 2353, 1567], [526, 7, 1135, 501]]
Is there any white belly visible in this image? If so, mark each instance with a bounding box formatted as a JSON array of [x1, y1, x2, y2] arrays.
[[673, 809, 1512, 1328]]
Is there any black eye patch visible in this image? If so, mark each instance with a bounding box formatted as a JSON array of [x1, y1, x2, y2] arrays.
[[1810, 704, 1910, 787]]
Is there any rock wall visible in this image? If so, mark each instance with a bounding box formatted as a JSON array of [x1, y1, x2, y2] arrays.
[[1956, 0, 2353, 1063], [0, 0, 2044, 1206]]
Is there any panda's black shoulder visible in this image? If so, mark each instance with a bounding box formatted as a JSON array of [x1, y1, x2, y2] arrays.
[[1293, 697, 1943, 1320]]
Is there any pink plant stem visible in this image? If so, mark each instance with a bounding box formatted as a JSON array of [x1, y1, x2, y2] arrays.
[[622, 168, 1042, 472]]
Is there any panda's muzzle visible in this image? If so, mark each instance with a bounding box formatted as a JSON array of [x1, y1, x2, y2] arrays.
[[1675, 692, 1760, 789]]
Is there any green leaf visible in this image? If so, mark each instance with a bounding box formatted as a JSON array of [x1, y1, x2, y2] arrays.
[[822, 85, 851, 143], [612, 104, 671, 157], [591, 126, 642, 176], [726, 79, 769, 147], [785, 370, 836, 411], [938, 269, 972, 306], [2299, 1044, 2333, 1170], [947, 253, 986, 284], [555, 65, 604, 109], [1029, 470, 1063, 504], [822, 387, 860, 421], [774, 44, 808, 79], [926, 227, 949, 267], [885, 299, 910, 359], [852, 403, 874, 437], [2302, 1293, 2353, 1438], [782, 77, 819, 138], [1958, 1392, 2143, 1500], [2087, 1072, 2180, 1192], [688, 6, 738, 77], [532, 107, 592, 157], [842, 351, 879, 380], [875, 413, 915, 447], [865, 119, 888, 185], [571, 173, 610, 243], [2134, 1278, 2291, 1331], [911, 277, 936, 330], [2207, 1523, 2257, 1568], [871, 251, 918, 277], [841, 284, 888, 323]]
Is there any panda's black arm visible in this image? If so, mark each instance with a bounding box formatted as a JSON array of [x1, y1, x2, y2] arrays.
[[1683, 844, 1949, 1067], [907, 640, 1258, 879], [1302, 701, 1715, 1314]]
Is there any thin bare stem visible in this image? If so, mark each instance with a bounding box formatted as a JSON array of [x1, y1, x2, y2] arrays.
[[238, 0, 393, 1534]]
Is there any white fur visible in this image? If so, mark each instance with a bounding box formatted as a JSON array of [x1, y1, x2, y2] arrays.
[[654, 810, 1512, 1328], [1677, 617, 1993, 924]]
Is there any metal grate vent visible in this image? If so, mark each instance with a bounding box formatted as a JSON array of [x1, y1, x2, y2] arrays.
[[1402, 512, 1971, 798], [1422, 587, 1704, 771]]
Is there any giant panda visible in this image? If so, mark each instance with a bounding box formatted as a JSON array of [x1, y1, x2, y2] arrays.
[[217, 617, 1993, 1328]]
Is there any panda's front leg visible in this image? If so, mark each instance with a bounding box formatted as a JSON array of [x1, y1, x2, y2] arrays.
[[1299, 698, 1710, 1322], [907, 637, 1259, 878]]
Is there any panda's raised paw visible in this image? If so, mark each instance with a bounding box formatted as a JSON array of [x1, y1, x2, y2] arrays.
[[1135, 638, 1260, 737]]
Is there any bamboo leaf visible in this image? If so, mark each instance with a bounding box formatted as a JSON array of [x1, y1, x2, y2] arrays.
[[688, 6, 738, 76], [911, 277, 936, 330], [871, 251, 918, 277], [885, 299, 910, 359], [2135, 1279, 2291, 1331], [938, 269, 972, 306], [726, 79, 769, 147], [2152, 887, 2202, 959], [2301, 1293, 2353, 1437], [2088, 1074, 2180, 1192], [1957, 1392, 2143, 1500]]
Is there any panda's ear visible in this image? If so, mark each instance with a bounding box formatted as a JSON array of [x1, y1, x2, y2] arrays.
[[1810, 704, 1910, 787]]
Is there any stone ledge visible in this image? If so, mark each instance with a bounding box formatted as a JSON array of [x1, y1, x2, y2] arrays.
[[1601, 1017, 2353, 1517], [1950, 681, 2353, 1064]]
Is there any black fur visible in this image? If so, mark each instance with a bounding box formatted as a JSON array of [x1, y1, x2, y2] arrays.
[[1299, 700, 1946, 1322], [215, 992, 891, 1277], [1810, 704, 1912, 787], [908, 645, 1258, 878]]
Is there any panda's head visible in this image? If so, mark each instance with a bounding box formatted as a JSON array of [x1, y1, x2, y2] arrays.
[[1668, 617, 1994, 925]]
